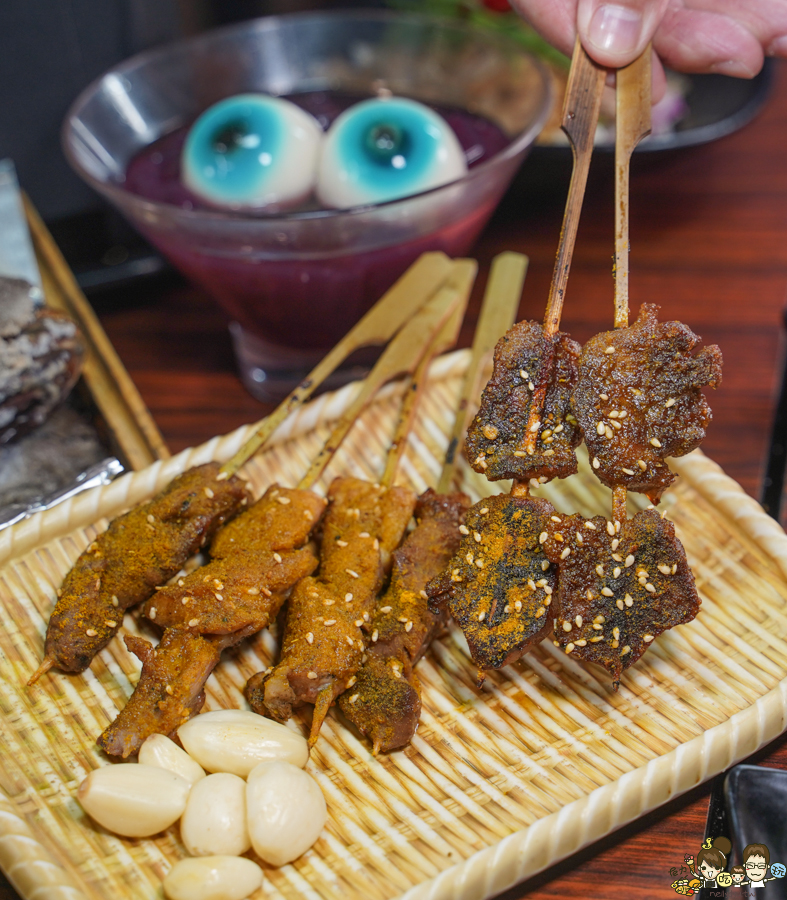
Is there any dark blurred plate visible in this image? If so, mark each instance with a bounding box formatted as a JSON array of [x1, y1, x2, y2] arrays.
[[552, 59, 776, 153], [515, 62, 775, 200], [637, 61, 775, 152], [724, 763, 787, 897], [538, 59, 775, 154]]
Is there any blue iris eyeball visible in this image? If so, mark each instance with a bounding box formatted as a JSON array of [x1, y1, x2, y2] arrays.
[[316, 97, 467, 209], [182, 94, 322, 210]]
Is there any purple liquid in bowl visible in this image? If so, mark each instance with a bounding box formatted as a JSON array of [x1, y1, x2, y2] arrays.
[[124, 92, 512, 351]]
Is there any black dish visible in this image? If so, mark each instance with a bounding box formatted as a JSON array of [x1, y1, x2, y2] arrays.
[[724, 763, 787, 897]]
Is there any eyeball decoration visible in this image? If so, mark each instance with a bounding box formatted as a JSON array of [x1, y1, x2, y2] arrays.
[[316, 97, 467, 209], [182, 94, 322, 210]]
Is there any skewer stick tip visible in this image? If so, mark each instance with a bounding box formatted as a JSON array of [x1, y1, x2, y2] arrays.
[[27, 657, 54, 686], [308, 684, 334, 747]]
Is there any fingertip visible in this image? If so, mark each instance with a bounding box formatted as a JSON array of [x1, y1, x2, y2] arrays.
[[578, 0, 667, 68]]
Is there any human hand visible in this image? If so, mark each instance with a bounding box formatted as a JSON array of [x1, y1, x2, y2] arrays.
[[508, 0, 787, 101]]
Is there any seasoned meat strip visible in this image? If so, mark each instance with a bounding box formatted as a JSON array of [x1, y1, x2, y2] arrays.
[[338, 489, 470, 753], [97, 628, 247, 759], [464, 321, 582, 482], [426, 493, 557, 672], [144, 548, 318, 635], [573, 304, 723, 503], [97, 485, 326, 757], [541, 508, 700, 683], [41, 463, 250, 674], [143, 485, 325, 634], [339, 655, 422, 755], [247, 477, 416, 744], [210, 485, 323, 558]]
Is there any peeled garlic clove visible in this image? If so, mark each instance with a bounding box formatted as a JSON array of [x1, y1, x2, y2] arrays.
[[163, 856, 262, 900], [246, 760, 326, 866], [178, 709, 308, 777], [77, 764, 190, 837], [181, 773, 249, 858], [139, 734, 206, 787]]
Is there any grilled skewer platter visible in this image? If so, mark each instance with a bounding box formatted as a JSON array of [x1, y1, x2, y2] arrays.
[[1, 350, 787, 900]]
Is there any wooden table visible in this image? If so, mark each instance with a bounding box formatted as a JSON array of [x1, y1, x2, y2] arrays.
[[3, 62, 786, 900]]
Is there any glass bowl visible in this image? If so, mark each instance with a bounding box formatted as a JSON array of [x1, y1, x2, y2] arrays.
[[63, 10, 551, 401]]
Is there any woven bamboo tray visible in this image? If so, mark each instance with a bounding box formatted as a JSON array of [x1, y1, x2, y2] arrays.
[[2, 349, 787, 900]]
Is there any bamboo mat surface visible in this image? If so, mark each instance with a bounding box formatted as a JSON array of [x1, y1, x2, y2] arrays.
[[1, 350, 787, 900]]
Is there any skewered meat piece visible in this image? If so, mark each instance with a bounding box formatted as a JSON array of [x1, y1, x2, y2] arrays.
[[338, 488, 470, 753], [246, 477, 416, 744], [464, 321, 582, 482], [97, 485, 325, 757], [340, 656, 421, 754], [98, 629, 237, 759], [142, 485, 326, 634], [540, 508, 700, 683], [426, 492, 557, 672], [39, 463, 250, 676], [573, 304, 723, 503]]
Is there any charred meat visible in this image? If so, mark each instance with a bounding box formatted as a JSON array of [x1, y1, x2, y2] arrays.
[[464, 321, 582, 483], [426, 493, 557, 672], [541, 508, 700, 683], [40, 463, 250, 675], [340, 655, 422, 755], [573, 304, 722, 503], [338, 488, 469, 753]]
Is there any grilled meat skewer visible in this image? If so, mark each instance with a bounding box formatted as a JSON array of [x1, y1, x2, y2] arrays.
[[573, 304, 723, 504], [30, 254, 457, 686], [464, 321, 582, 484], [31, 464, 249, 680], [427, 492, 558, 674], [98, 630, 239, 760], [540, 508, 700, 683], [97, 485, 326, 757], [338, 488, 469, 753], [99, 268, 471, 755], [247, 477, 416, 745]]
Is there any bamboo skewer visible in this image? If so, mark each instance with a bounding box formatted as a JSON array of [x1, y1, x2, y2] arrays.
[[289, 264, 475, 742], [437, 253, 528, 495], [297, 263, 471, 492], [520, 40, 605, 478], [543, 40, 606, 337], [382, 260, 477, 488], [221, 252, 454, 477], [612, 46, 652, 523]]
